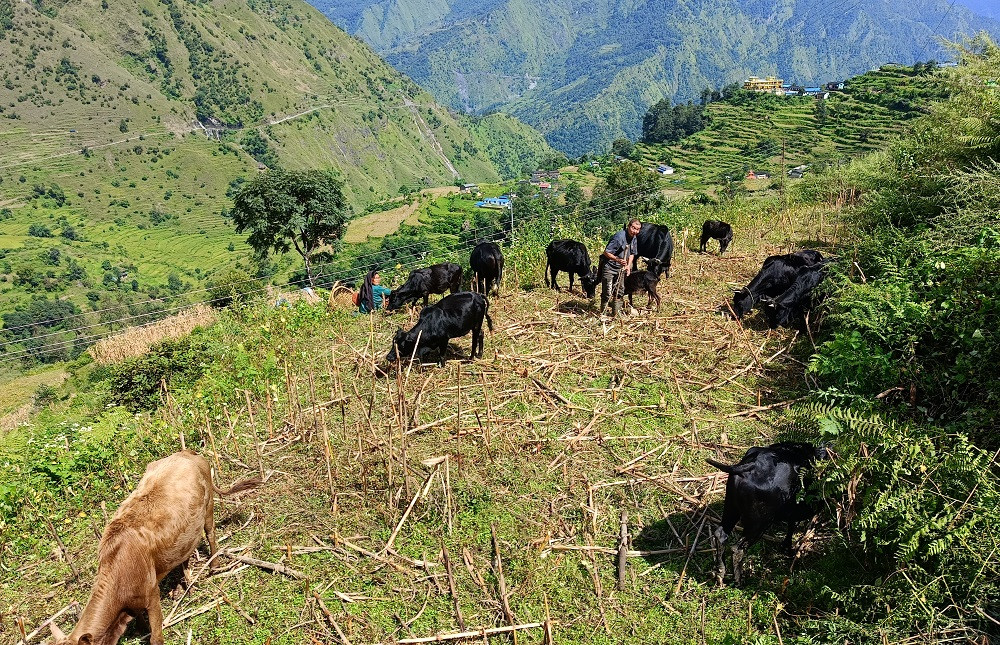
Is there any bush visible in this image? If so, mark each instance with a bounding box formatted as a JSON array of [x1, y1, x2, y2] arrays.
[[105, 335, 213, 412], [801, 404, 1000, 635], [208, 269, 262, 309], [28, 223, 53, 237]]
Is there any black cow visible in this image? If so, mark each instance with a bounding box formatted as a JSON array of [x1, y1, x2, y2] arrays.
[[387, 262, 463, 310], [470, 242, 504, 296], [700, 220, 733, 254], [385, 292, 493, 367], [623, 259, 662, 311], [707, 442, 831, 586], [545, 239, 599, 297], [762, 263, 828, 329], [634, 222, 674, 278], [731, 250, 824, 319]]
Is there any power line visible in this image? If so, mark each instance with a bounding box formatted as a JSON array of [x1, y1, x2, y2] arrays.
[[0, 182, 665, 359]]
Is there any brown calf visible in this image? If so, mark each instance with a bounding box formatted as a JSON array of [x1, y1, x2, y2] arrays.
[[50, 450, 260, 645]]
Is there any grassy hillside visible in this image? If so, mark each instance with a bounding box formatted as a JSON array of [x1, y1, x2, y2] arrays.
[[0, 0, 552, 352], [2, 197, 855, 644], [635, 65, 948, 189]]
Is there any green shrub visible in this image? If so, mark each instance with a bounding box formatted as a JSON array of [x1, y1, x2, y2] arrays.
[[801, 404, 1000, 635], [106, 335, 213, 412]]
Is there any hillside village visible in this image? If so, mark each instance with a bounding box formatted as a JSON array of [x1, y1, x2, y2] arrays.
[[1, 0, 1000, 644]]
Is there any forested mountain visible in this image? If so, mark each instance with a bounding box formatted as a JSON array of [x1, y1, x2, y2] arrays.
[[954, 0, 1000, 20], [308, 0, 1000, 155], [0, 0, 551, 315]]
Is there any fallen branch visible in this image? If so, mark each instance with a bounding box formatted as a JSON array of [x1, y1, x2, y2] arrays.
[[616, 511, 629, 591], [228, 552, 307, 580], [14, 602, 79, 645], [726, 396, 808, 418], [387, 622, 546, 644], [312, 589, 353, 645], [163, 600, 220, 628]]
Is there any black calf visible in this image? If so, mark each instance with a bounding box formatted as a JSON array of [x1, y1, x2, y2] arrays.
[[387, 262, 463, 310], [470, 242, 504, 296], [623, 267, 661, 312], [707, 442, 830, 585], [700, 220, 733, 254], [386, 292, 493, 367], [545, 239, 599, 297]]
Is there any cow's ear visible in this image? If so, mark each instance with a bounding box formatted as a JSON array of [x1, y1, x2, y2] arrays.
[[79, 634, 94, 645], [733, 290, 741, 296], [49, 623, 67, 642]]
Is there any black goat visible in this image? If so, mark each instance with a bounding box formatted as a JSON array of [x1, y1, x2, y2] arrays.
[[706, 442, 830, 585]]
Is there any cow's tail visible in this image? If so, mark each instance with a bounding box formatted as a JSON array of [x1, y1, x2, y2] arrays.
[[544, 256, 550, 286], [214, 477, 263, 497], [483, 297, 494, 332], [705, 458, 754, 476]]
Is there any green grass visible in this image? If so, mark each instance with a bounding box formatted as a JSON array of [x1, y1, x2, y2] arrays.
[[1, 199, 854, 644]]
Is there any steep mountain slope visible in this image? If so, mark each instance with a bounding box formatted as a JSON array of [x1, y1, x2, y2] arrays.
[[0, 0, 550, 315], [308, 0, 1000, 155]]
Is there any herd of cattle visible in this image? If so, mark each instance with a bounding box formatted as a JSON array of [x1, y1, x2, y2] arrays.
[[44, 220, 836, 643], [382, 219, 830, 366]]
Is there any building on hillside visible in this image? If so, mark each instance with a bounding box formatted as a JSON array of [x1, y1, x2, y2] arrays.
[[475, 196, 512, 209], [826, 81, 845, 91], [788, 165, 808, 179], [530, 170, 559, 184], [460, 183, 479, 193], [746, 170, 770, 180], [744, 76, 784, 92], [656, 165, 674, 175]]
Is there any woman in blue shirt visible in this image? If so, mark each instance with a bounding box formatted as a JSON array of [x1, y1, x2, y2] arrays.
[[358, 270, 392, 313]]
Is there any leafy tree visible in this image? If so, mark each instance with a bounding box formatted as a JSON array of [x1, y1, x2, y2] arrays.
[[642, 99, 705, 144], [240, 130, 280, 169], [563, 181, 584, 208], [28, 224, 53, 238], [610, 138, 634, 159], [584, 160, 664, 234], [230, 169, 351, 287], [815, 97, 828, 127]]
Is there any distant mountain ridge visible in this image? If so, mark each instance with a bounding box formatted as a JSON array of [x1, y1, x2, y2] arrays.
[[308, 0, 1000, 155]]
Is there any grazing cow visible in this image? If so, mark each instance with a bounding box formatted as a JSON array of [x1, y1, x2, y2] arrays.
[[50, 451, 260, 645], [545, 239, 599, 297], [470, 242, 504, 296], [731, 250, 824, 319], [387, 262, 463, 310], [762, 263, 828, 329], [634, 222, 674, 278], [707, 442, 831, 586], [623, 259, 662, 311], [386, 292, 493, 367], [700, 220, 733, 254]]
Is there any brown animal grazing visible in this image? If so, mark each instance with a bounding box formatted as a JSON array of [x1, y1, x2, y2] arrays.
[[50, 450, 260, 645]]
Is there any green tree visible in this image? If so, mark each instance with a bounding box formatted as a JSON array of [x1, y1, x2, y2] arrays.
[[585, 160, 664, 234], [815, 97, 828, 127], [610, 138, 635, 159], [230, 169, 351, 287]]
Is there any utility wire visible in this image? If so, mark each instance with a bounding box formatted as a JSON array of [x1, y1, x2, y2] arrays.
[[0, 183, 664, 359]]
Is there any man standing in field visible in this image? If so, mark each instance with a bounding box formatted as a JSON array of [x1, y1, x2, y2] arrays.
[[600, 218, 640, 318]]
